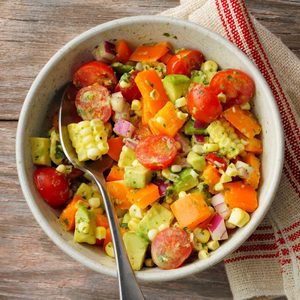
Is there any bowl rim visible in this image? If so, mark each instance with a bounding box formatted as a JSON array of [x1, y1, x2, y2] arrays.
[[16, 15, 284, 282]]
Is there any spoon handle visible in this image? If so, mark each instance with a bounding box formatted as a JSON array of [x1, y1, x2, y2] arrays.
[[91, 172, 145, 300]]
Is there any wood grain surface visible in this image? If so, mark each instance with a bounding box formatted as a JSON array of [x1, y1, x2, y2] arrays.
[[1, 0, 299, 299]]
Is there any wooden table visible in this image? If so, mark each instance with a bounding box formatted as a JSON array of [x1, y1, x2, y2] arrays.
[[1, 1, 299, 299]]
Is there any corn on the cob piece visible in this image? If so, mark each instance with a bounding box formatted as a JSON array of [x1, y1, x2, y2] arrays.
[[67, 119, 109, 161], [207, 119, 244, 159]]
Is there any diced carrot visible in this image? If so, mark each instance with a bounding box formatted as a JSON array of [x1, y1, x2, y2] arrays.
[[106, 180, 132, 209], [107, 137, 124, 161], [159, 52, 173, 64], [59, 195, 83, 231], [223, 105, 261, 138], [106, 165, 125, 181], [127, 183, 160, 209], [148, 101, 187, 137], [171, 192, 212, 229], [135, 70, 169, 122], [95, 213, 109, 228], [243, 153, 261, 189], [115, 40, 132, 63], [244, 137, 263, 154], [224, 181, 258, 213], [129, 42, 171, 62], [202, 165, 221, 194]]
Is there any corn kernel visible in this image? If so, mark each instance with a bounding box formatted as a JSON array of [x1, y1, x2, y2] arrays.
[[120, 80, 130, 88], [88, 197, 101, 208], [207, 240, 220, 251], [217, 93, 227, 103], [241, 102, 251, 110], [145, 258, 154, 267], [203, 143, 219, 153], [225, 163, 238, 177], [201, 60, 218, 73], [128, 218, 140, 231], [178, 191, 187, 198], [129, 204, 144, 219], [192, 144, 204, 154], [171, 165, 182, 173], [105, 242, 115, 258], [194, 228, 210, 244], [148, 229, 158, 241], [225, 220, 236, 229], [95, 226, 106, 240], [131, 99, 142, 111], [214, 182, 224, 192], [220, 173, 232, 184], [175, 97, 187, 108], [176, 111, 188, 120], [228, 208, 250, 228], [56, 164, 66, 174], [198, 249, 210, 260]]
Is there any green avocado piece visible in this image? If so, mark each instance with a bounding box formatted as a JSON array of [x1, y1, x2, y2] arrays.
[[174, 168, 199, 193], [74, 205, 96, 245], [124, 165, 152, 189], [137, 203, 174, 240], [183, 119, 207, 136], [123, 232, 149, 270], [49, 129, 65, 165], [75, 183, 101, 201], [111, 62, 134, 75], [118, 146, 136, 168], [31, 137, 51, 166], [163, 74, 191, 102], [186, 151, 206, 172]]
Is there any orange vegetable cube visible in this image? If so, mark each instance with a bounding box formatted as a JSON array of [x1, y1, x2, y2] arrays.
[[106, 180, 132, 209], [107, 137, 124, 161], [224, 181, 258, 213], [243, 153, 261, 189], [148, 101, 187, 137], [223, 105, 261, 138], [127, 183, 160, 209], [171, 192, 212, 229], [202, 165, 221, 194], [106, 165, 125, 181], [244, 137, 263, 154], [129, 42, 170, 62]]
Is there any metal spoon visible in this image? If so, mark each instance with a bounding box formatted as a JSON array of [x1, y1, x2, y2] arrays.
[[58, 84, 145, 300]]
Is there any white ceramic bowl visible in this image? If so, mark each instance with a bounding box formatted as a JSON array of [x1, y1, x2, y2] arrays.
[[16, 16, 284, 282]]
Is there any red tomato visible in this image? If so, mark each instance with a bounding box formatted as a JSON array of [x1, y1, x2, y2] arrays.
[[166, 50, 204, 76], [210, 69, 255, 105], [33, 167, 70, 208], [73, 61, 117, 90], [75, 83, 112, 122], [136, 135, 177, 170], [187, 83, 222, 123], [151, 227, 192, 270], [205, 153, 227, 171], [119, 71, 141, 102]]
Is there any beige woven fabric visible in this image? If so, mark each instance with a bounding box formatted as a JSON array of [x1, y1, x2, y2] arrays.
[[161, 1, 300, 299]]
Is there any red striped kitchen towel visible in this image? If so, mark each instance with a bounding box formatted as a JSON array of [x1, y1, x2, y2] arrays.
[[161, 1, 300, 299]]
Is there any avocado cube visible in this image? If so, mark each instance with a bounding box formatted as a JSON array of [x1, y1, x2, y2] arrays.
[[163, 74, 191, 102], [49, 129, 65, 165], [124, 166, 152, 189], [123, 232, 149, 270], [174, 168, 199, 193], [31, 137, 51, 166], [137, 203, 174, 240], [184, 119, 207, 136], [75, 183, 101, 201], [118, 146, 136, 168], [74, 206, 96, 245], [187, 151, 206, 172]]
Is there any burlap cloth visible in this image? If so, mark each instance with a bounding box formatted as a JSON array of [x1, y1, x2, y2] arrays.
[[160, 0, 300, 299]]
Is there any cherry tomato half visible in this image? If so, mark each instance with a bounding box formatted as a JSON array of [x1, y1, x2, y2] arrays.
[[205, 153, 227, 171], [210, 69, 255, 106], [187, 83, 222, 123], [33, 167, 70, 208], [118, 71, 141, 102], [136, 135, 177, 170], [75, 83, 112, 122], [73, 61, 117, 90], [166, 50, 204, 76], [151, 227, 192, 270]]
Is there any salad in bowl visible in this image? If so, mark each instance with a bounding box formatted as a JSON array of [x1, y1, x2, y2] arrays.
[[30, 38, 262, 271]]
